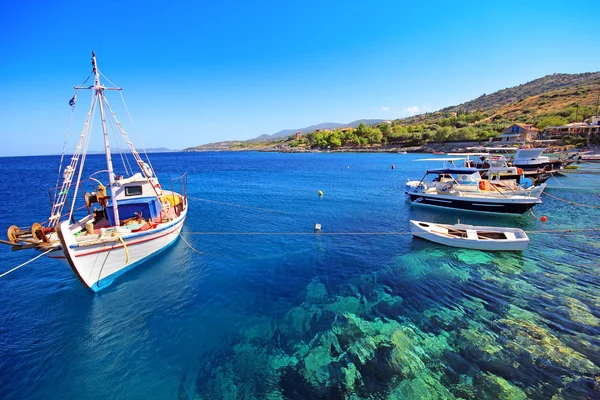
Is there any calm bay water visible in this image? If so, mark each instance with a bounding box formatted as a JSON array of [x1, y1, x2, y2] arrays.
[[0, 151, 599, 399]]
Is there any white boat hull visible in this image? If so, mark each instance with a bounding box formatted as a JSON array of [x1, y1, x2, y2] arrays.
[[410, 220, 529, 251], [57, 210, 186, 291]]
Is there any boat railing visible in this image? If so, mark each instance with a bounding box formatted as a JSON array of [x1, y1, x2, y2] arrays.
[[168, 172, 188, 217]]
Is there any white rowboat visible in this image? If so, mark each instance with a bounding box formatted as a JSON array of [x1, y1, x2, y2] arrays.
[[409, 220, 529, 251]]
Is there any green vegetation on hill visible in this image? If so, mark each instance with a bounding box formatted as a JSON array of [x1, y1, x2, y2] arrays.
[[291, 113, 498, 150]]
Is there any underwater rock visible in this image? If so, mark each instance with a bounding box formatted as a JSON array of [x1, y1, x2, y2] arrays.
[[439, 262, 471, 282], [208, 365, 238, 400], [451, 374, 476, 399], [453, 249, 493, 266], [233, 342, 271, 380], [497, 318, 597, 375], [240, 316, 276, 345], [301, 341, 334, 386], [342, 362, 362, 392], [561, 296, 599, 327], [393, 250, 445, 281], [458, 327, 502, 356], [306, 279, 328, 304], [473, 372, 527, 400], [424, 306, 466, 331], [389, 328, 427, 378], [387, 372, 456, 400], [281, 303, 322, 339], [325, 295, 364, 316], [373, 286, 404, 308]]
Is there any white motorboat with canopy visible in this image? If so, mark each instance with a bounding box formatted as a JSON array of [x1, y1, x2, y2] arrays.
[[2, 52, 188, 291], [405, 163, 543, 215]]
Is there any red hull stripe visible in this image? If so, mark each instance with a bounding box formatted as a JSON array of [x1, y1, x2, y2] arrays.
[[73, 218, 186, 258]]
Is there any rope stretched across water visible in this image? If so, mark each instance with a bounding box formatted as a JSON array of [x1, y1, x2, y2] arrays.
[[180, 228, 599, 236], [543, 191, 600, 209], [0, 249, 54, 279], [187, 196, 289, 215]]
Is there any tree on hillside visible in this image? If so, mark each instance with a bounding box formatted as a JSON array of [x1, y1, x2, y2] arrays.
[[536, 115, 569, 130], [434, 126, 453, 143]]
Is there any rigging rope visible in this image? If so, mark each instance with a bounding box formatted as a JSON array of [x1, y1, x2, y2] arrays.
[[105, 98, 132, 176], [53, 90, 78, 205], [0, 249, 54, 279], [68, 95, 97, 221], [118, 91, 157, 177]]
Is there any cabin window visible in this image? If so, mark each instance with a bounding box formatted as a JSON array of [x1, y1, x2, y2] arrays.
[[125, 186, 143, 196]]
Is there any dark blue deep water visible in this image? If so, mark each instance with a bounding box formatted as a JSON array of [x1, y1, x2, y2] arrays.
[[0, 152, 599, 399]]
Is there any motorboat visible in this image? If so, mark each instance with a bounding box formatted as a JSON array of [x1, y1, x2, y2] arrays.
[[410, 220, 529, 251], [405, 166, 543, 215]]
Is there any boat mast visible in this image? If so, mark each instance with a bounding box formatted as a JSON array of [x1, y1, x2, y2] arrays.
[[92, 52, 121, 226]]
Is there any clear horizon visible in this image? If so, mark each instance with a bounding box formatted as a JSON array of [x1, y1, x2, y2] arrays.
[[1, 0, 599, 156]]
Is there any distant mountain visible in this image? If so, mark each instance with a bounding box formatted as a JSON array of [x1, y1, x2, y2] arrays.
[[441, 72, 600, 113], [249, 119, 386, 142], [87, 147, 177, 154], [185, 119, 385, 151]]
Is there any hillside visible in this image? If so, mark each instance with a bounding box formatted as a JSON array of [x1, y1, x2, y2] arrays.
[[442, 72, 600, 113]]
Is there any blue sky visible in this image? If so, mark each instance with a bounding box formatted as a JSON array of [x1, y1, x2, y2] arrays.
[[1, 0, 598, 156]]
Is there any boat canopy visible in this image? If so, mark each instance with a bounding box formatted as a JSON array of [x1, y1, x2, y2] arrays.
[[415, 157, 466, 162], [426, 168, 480, 174], [446, 153, 490, 157]]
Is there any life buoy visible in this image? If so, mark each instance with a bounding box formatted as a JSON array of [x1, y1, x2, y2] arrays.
[[142, 162, 153, 177]]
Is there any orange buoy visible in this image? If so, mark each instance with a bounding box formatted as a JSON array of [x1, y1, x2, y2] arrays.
[[540, 216, 547, 223]]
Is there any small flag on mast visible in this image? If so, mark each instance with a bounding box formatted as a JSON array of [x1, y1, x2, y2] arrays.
[[69, 94, 77, 107]]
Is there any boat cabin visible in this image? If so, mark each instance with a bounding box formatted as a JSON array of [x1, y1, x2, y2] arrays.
[[106, 173, 163, 226]]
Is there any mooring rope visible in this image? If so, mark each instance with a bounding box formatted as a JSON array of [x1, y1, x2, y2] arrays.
[[179, 232, 204, 254], [0, 249, 54, 279], [187, 196, 289, 215], [543, 191, 600, 209]]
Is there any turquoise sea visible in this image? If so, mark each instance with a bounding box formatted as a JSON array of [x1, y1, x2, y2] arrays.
[[0, 151, 599, 399]]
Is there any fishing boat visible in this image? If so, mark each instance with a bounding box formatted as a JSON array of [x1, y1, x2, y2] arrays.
[[2, 52, 188, 291], [409, 220, 529, 251]]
